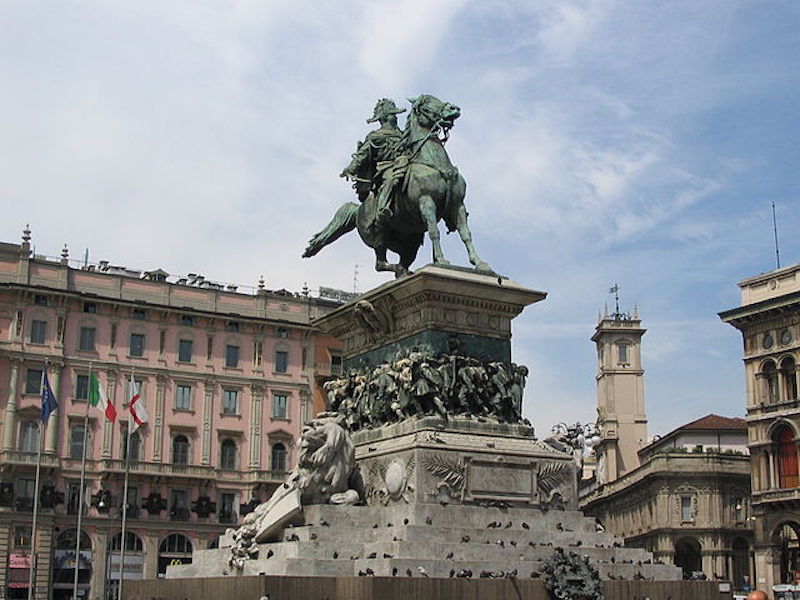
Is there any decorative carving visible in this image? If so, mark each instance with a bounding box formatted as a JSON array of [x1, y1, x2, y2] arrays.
[[421, 453, 465, 502], [353, 296, 395, 342], [364, 456, 415, 505], [541, 548, 604, 600], [325, 349, 529, 430], [537, 461, 569, 499]]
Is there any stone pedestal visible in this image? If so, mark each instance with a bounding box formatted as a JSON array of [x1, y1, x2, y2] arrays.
[[314, 264, 545, 369], [355, 416, 578, 510]]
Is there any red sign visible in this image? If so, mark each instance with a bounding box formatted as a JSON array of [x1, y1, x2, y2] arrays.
[[8, 553, 31, 569]]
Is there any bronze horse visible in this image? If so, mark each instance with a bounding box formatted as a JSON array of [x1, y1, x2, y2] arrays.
[[302, 95, 492, 277]]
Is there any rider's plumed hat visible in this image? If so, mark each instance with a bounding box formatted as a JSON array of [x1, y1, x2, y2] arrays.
[[367, 98, 406, 123]]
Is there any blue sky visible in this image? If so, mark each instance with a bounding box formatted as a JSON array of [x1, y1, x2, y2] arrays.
[[1, 1, 798, 437]]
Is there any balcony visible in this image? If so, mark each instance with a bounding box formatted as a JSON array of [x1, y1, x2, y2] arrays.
[[101, 459, 216, 480], [1, 450, 59, 468], [314, 362, 343, 378]]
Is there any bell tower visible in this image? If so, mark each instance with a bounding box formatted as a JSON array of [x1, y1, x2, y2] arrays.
[[591, 285, 648, 484]]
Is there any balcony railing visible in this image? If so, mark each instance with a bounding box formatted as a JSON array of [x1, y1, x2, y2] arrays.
[[314, 362, 343, 378], [1, 450, 59, 468], [101, 459, 217, 479]]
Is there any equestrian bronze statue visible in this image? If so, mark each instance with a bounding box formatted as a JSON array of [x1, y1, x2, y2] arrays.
[[302, 95, 492, 277]]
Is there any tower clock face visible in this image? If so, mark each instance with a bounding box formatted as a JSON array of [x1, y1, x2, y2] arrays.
[[781, 329, 793, 345], [763, 333, 774, 350]]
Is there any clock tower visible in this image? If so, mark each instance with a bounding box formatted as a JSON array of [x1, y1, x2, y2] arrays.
[[591, 290, 648, 484]]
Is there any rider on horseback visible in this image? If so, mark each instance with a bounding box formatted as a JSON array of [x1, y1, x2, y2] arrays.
[[340, 98, 407, 228]]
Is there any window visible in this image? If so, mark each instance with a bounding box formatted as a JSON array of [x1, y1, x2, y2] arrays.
[[83, 302, 97, 314], [178, 339, 193, 362], [220, 440, 237, 470], [121, 486, 139, 519], [180, 315, 194, 326], [225, 345, 240, 368], [34, 294, 48, 307], [781, 357, 798, 401], [271, 443, 287, 472], [277, 327, 288, 339], [275, 350, 288, 373], [222, 389, 239, 415], [109, 531, 143, 552], [169, 489, 189, 520], [617, 343, 629, 364], [30, 320, 47, 343], [159, 532, 192, 554], [763, 360, 779, 403], [775, 425, 799, 488], [70, 425, 86, 460], [254, 341, 263, 366], [207, 335, 214, 360], [219, 492, 237, 524], [13, 525, 31, 548], [130, 333, 145, 357], [122, 429, 141, 463], [19, 421, 39, 453], [272, 394, 288, 419], [331, 355, 343, 376], [175, 385, 192, 410], [680, 496, 694, 521], [79, 326, 96, 351], [75, 374, 89, 400], [132, 308, 146, 320], [172, 435, 189, 465], [24, 368, 42, 394]]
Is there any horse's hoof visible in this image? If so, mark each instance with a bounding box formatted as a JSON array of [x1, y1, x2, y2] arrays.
[[475, 262, 493, 274]]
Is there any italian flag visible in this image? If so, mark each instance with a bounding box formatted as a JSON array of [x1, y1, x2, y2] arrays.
[[129, 374, 149, 432], [89, 372, 117, 422]]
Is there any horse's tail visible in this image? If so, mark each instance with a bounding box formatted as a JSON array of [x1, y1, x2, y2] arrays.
[[302, 202, 359, 258]]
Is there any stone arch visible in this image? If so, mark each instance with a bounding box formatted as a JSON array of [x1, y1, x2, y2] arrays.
[[157, 532, 194, 575], [674, 536, 702, 579], [772, 521, 800, 584]]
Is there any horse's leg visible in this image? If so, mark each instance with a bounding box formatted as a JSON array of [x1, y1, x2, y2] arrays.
[[374, 246, 407, 278], [455, 204, 492, 273], [419, 195, 449, 265]]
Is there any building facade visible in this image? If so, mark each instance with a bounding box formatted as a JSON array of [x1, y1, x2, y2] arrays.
[[0, 231, 341, 599], [720, 262, 800, 591], [582, 415, 753, 587]]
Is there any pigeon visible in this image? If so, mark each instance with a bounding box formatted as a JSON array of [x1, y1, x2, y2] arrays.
[[505, 569, 518, 579], [445, 551, 454, 560], [350, 555, 359, 560], [522, 522, 530, 530], [530, 571, 541, 578], [403, 518, 409, 525], [417, 566, 430, 578], [495, 539, 505, 548], [367, 552, 377, 559], [310, 533, 318, 540], [449, 569, 455, 578], [373, 524, 379, 529], [286, 533, 299, 542], [358, 570, 366, 577], [333, 551, 339, 559], [504, 521, 512, 529], [480, 571, 493, 579], [406, 568, 413, 577], [392, 536, 400, 542], [387, 522, 393, 527], [320, 519, 329, 527], [365, 568, 375, 576], [456, 569, 472, 578], [425, 516, 433, 525], [528, 541, 536, 547], [392, 567, 398, 577], [487, 521, 498, 529], [510, 540, 517, 547], [461, 535, 470, 543], [266, 549, 274, 559], [383, 553, 393, 559]]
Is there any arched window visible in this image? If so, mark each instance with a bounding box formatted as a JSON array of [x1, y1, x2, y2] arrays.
[[774, 523, 800, 585], [780, 357, 798, 401], [158, 533, 193, 575], [271, 442, 287, 473], [54, 529, 93, 587], [763, 360, 779, 403], [108, 531, 143, 552], [674, 536, 702, 579], [220, 440, 237, 470], [18, 421, 39, 453], [172, 435, 189, 465], [775, 425, 799, 489]]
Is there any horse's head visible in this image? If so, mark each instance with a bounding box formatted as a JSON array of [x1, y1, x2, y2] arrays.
[[408, 95, 460, 138]]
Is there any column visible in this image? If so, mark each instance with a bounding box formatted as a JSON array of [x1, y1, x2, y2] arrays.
[[2, 359, 21, 450], [201, 378, 215, 465], [152, 375, 166, 462], [44, 362, 63, 454], [249, 384, 263, 469], [102, 368, 117, 458]]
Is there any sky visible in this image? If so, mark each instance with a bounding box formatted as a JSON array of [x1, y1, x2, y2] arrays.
[[1, 1, 798, 439]]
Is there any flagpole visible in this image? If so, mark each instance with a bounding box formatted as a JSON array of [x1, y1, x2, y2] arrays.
[[118, 369, 133, 600], [73, 362, 92, 600], [27, 360, 48, 600]]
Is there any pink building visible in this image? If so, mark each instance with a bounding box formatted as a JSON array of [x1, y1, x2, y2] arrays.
[[0, 229, 341, 599]]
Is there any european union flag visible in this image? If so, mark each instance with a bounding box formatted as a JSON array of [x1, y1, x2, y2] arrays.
[[41, 369, 58, 424]]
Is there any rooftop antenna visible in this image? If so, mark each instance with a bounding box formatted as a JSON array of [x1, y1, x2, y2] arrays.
[[353, 264, 360, 294], [83, 248, 89, 269], [609, 283, 620, 318], [772, 201, 781, 269]]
